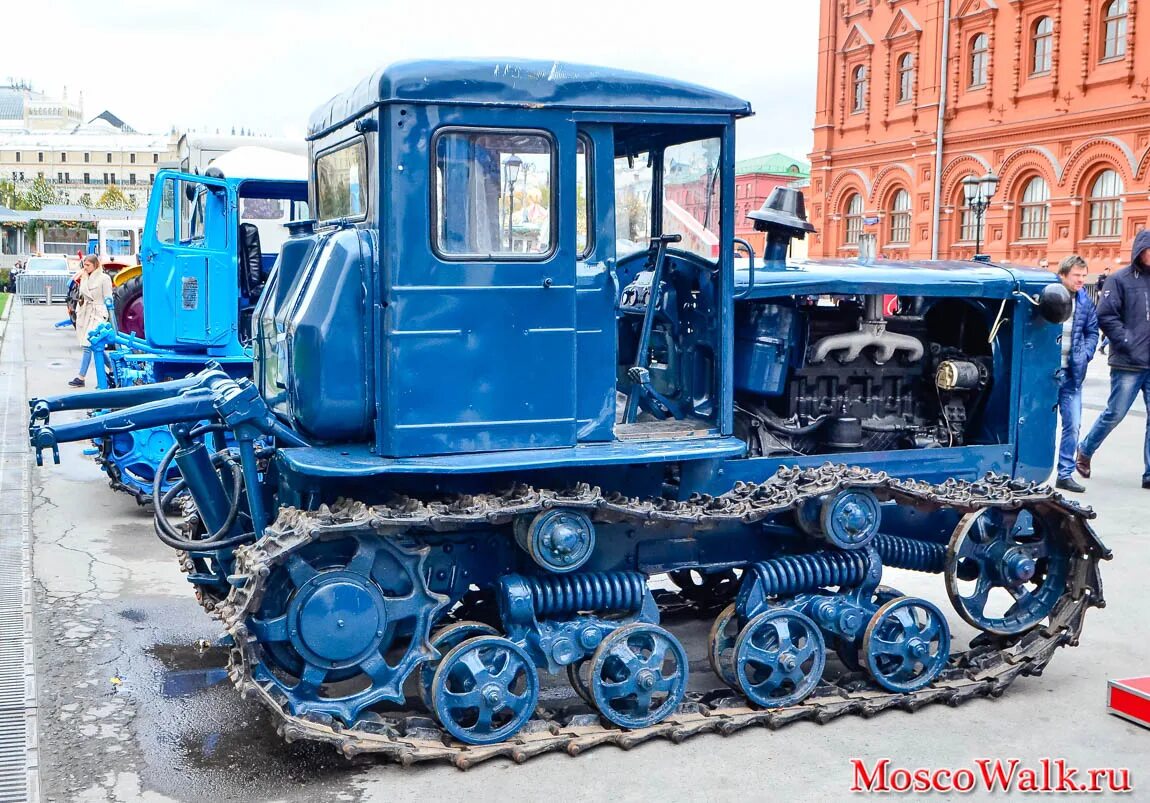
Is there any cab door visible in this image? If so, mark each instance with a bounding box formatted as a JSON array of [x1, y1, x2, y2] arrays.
[[383, 124, 578, 457], [140, 170, 235, 350]]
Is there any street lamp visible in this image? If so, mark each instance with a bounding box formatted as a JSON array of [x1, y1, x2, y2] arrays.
[[504, 154, 523, 251], [962, 170, 999, 259]]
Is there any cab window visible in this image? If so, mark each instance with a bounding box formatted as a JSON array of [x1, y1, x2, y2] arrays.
[[433, 128, 554, 259], [316, 139, 367, 221]]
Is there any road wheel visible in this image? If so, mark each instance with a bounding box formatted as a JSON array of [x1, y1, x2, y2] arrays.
[[113, 275, 145, 338]]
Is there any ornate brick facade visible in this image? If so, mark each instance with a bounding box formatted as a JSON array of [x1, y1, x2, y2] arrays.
[[810, 0, 1149, 272]]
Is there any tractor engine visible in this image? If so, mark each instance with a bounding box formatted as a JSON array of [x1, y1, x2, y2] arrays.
[[734, 295, 992, 457]]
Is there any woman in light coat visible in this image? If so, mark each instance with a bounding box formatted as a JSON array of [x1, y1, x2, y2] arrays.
[[69, 254, 114, 387]]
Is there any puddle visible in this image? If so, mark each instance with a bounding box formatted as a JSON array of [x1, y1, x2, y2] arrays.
[[161, 667, 229, 698]]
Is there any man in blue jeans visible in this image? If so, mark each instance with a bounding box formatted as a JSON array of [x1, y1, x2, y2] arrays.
[[1053, 255, 1098, 493], [1076, 229, 1150, 489]]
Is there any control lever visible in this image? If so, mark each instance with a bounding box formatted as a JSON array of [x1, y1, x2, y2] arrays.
[[623, 234, 682, 423]]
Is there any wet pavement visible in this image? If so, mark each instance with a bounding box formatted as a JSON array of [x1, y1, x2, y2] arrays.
[[11, 302, 1150, 802]]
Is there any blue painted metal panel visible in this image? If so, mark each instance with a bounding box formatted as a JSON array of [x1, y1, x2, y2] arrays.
[[378, 105, 578, 457], [140, 170, 236, 353], [308, 59, 752, 139], [278, 435, 746, 477], [574, 124, 616, 444], [1012, 298, 1061, 482], [680, 443, 1017, 498], [735, 258, 1057, 299]]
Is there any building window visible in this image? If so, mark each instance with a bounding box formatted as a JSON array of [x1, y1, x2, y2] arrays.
[[958, 177, 984, 242], [130, 153, 136, 164], [148, 173, 154, 185], [889, 189, 911, 243], [1102, 0, 1128, 60], [851, 65, 868, 113], [64, 172, 70, 183], [129, 173, 136, 185], [106, 153, 112, 163], [153, 154, 159, 164], [84, 152, 89, 163], [970, 33, 989, 87], [84, 173, 90, 184], [844, 193, 864, 245], [37, 152, 43, 163], [1018, 176, 1049, 239], [14, 153, 19, 163], [897, 54, 915, 103], [1087, 169, 1123, 237], [60, 152, 66, 163], [1032, 17, 1053, 74], [56, 173, 62, 182]]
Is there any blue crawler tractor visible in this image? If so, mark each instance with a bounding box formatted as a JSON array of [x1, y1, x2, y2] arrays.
[[48, 165, 308, 503], [29, 60, 1108, 766]]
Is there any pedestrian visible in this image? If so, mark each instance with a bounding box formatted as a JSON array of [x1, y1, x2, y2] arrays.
[[1076, 231, 1150, 489], [1053, 255, 1098, 493], [1096, 265, 1112, 354], [68, 253, 113, 388]]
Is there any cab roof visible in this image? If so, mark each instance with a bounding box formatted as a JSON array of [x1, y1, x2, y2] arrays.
[[308, 59, 753, 139]]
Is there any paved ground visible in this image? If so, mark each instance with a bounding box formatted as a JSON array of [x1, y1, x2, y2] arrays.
[[9, 302, 1150, 802]]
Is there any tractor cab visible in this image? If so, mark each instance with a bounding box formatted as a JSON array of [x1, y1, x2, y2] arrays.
[[139, 162, 308, 356], [267, 60, 752, 469]]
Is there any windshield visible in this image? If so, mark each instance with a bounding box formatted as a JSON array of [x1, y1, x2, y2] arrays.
[[614, 135, 723, 262], [25, 257, 70, 272]]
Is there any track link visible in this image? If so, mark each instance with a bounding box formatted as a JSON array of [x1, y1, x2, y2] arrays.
[[210, 464, 1109, 769]]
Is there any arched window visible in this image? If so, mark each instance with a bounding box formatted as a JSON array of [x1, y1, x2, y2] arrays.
[[1102, 0, 1128, 60], [852, 66, 868, 112], [1018, 176, 1049, 240], [1088, 169, 1124, 237], [897, 54, 915, 104], [1032, 17, 1053, 74], [889, 189, 911, 243], [958, 175, 984, 242], [844, 193, 864, 245], [970, 34, 989, 87]]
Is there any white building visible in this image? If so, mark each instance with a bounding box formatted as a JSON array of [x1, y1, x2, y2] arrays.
[[0, 84, 177, 210]]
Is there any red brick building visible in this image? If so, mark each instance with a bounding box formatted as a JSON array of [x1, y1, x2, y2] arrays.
[[734, 154, 811, 254], [809, 0, 1150, 273]]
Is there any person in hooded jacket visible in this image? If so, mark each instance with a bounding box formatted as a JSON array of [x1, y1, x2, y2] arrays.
[[1053, 255, 1098, 493], [1076, 229, 1150, 489]]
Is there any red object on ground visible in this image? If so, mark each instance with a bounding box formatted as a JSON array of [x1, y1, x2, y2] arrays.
[[1107, 677, 1150, 729]]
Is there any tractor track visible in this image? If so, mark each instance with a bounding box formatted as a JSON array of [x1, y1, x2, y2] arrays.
[[203, 464, 1107, 770]]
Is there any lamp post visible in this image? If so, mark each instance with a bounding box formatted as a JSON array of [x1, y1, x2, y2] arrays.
[[962, 170, 999, 259], [504, 154, 523, 251]]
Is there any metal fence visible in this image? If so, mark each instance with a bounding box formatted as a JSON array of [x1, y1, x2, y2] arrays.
[[14, 273, 71, 304]]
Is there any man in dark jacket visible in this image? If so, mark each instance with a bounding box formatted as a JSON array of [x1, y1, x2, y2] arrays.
[[1076, 229, 1150, 488], [1054, 255, 1098, 492]]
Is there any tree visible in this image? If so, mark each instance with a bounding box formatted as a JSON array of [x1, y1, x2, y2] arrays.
[[0, 179, 24, 210], [94, 185, 135, 211], [22, 175, 62, 210]]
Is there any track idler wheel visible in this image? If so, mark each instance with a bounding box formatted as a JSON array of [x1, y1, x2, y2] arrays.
[[588, 623, 688, 729], [418, 620, 500, 709], [707, 602, 739, 686], [430, 635, 540, 745], [945, 506, 1071, 636], [862, 597, 950, 693], [733, 609, 825, 707]]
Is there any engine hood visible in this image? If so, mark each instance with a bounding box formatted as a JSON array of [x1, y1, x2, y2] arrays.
[[735, 257, 1056, 300]]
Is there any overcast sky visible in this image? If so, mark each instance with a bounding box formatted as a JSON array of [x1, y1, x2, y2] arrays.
[[6, 0, 820, 161]]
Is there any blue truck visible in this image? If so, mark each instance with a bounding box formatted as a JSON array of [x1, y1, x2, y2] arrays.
[[65, 157, 308, 502], [28, 60, 1108, 765]]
